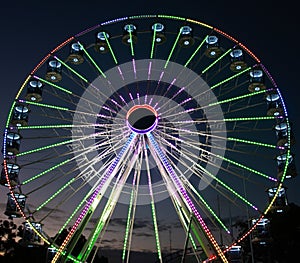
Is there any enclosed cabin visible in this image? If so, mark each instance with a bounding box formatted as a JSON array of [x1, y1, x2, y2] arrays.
[[4, 131, 22, 156], [276, 153, 297, 180], [1, 162, 20, 187], [122, 24, 137, 45], [205, 35, 222, 58], [21, 221, 43, 247], [275, 121, 296, 148], [152, 22, 166, 45], [45, 59, 62, 82], [266, 91, 284, 117], [248, 67, 266, 92], [178, 25, 194, 47], [4, 192, 26, 218], [67, 42, 84, 65], [229, 48, 247, 72], [226, 245, 242, 263], [251, 218, 271, 244], [267, 186, 288, 213], [10, 104, 29, 127], [94, 31, 110, 53], [25, 78, 44, 102]]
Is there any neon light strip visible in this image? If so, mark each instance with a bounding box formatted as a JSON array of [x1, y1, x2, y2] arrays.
[[150, 26, 157, 59], [144, 138, 162, 262], [122, 189, 134, 261], [54, 56, 88, 82], [210, 67, 251, 89], [22, 159, 71, 185], [36, 178, 76, 211], [208, 89, 266, 106], [147, 133, 228, 263], [129, 31, 134, 57], [164, 28, 182, 68], [18, 99, 69, 111], [184, 36, 208, 67], [77, 41, 106, 78], [181, 178, 230, 234], [104, 32, 118, 64], [34, 75, 72, 94], [157, 15, 186, 20], [202, 48, 232, 73], [6, 75, 31, 127], [17, 139, 73, 157], [224, 116, 278, 122], [227, 137, 276, 149], [187, 19, 213, 29]]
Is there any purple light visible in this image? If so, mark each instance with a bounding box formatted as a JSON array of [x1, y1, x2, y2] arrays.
[[117, 66, 125, 80], [132, 59, 137, 79], [148, 61, 152, 80]]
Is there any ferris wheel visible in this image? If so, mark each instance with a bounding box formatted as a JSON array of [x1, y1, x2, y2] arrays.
[[1, 14, 297, 263]]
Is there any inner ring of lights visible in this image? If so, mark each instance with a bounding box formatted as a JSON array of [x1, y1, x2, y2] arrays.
[[126, 104, 158, 134]]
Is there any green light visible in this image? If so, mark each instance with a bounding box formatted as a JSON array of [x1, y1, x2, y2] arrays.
[[122, 189, 134, 260], [157, 15, 185, 21], [78, 41, 106, 78], [151, 200, 162, 261], [17, 139, 73, 157], [104, 33, 118, 64], [228, 137, 276, 149], [129, 31, 134, 57], [201, 48, 232, 73], [164, 28, 182, 68], [21, 100, 69, 111], [224, 116, 276, 122], [209, 89, 266, 106], [216, 154, 277, 182], [54, 56, 88, 83], [150, 26, 157, 59], [19, 124, 73, 130], [34, 76, 72, 94], [23, 159, 71, 185], [198, 163, 258, 210], [6, 101, 16, 127], [36, 178, 76, 211], [210, 67, 251, 89], [184, 35, 208, 67], [187, 181, 230, 233]]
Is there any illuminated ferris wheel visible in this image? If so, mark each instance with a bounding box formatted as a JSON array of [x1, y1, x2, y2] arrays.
[[1, 14, 297, 263]]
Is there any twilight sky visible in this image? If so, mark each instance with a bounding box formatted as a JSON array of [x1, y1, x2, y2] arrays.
[[0, 0, 299, 262]]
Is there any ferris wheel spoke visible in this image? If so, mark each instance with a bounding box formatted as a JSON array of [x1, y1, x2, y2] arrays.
[[77, 139, 143, 262], [147, 133, 228, 263], [77, 42, 106, 78], [201, 48, 233, 74], [52, 132, 137, 263], [142, 136, 163, 262], [157, 127, 277, 183]]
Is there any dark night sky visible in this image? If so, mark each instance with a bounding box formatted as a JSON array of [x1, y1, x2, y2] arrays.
[[0, 0, 299, 260]]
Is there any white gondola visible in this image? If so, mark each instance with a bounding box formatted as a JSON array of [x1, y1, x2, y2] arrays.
[[179, 25, 194, 47], [5, 132, 21, 156], [122, 24, 137, 45], [25, 78, 44, 102], [67, 42, 84, 65], [11, 104, 29, 127], [229, 48, 247, 72], [4, 192, 26, 218], [1, 162, 20, 187], [248, 68, 266, 92], [94, 31, 110, 53], [45, 59, 62, 82], [205, 35, 222, 58], [152, 22, 166, 44]]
